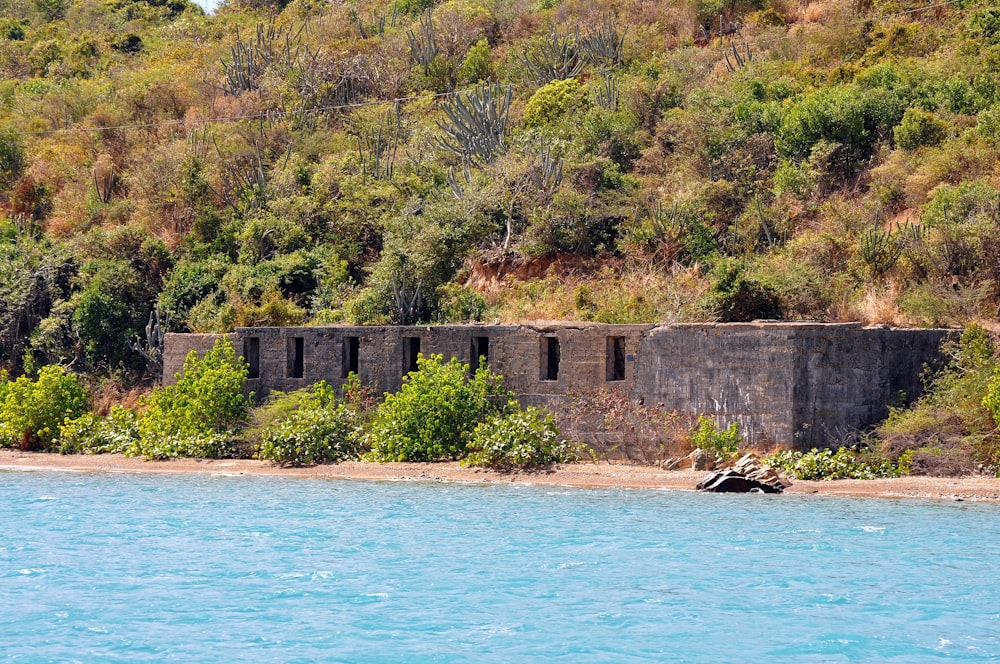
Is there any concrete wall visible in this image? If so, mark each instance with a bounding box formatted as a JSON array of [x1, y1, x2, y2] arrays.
[[161, 323, 949, 449], [162, 333, 233, 386]]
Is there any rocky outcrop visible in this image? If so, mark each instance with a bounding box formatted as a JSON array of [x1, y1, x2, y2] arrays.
[[696, 454, 788, 493]]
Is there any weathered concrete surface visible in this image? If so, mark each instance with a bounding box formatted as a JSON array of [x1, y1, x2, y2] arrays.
[[161, 322, 950, 449], [162, 333, 233, 385]]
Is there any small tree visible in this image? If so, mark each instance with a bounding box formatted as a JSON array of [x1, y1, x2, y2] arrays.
[[135, 339, 251, 459], [0, 365, 88, 451], [366, 354, 508, 461]]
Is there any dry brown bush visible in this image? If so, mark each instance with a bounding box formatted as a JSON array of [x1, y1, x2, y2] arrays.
[[556, 388, 697, 464]]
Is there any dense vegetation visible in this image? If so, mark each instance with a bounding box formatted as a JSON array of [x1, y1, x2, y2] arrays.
[[0, 0, 998, 388], [2, 0, 1000, 473]]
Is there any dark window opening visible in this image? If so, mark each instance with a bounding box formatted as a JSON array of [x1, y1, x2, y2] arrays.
[[541, 336, 560, 381], [606, 336, 626, 381], [244, 337, 260, 379], [404, 337, 421, 374], [471, 336, 489, 374], [287, 337, 304, 379], [343, 336, 360, 378]]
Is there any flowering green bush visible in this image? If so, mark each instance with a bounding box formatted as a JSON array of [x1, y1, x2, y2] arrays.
[[366, 354, 508, 462], [690, 415, 741, 459], [464, 405, 580, 469], [133, 339, 250, 459], [58, 406, 138, 455], [0, 365, 88, 451], [256, 381, 364, 466], [763, 447, 899, 480]]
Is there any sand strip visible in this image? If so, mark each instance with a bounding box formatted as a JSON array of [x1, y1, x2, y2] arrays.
[[1, 450, 998, 502]]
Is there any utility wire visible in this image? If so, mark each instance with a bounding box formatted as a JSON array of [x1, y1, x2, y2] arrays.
[[3, 0, 976, 138], [10, 89, 469, 137]]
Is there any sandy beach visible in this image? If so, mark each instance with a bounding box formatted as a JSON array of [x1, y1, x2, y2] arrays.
[[1, 450, 998, 502]]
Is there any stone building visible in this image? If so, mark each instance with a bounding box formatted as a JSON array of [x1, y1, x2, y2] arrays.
[[163, 322, 949, 450]]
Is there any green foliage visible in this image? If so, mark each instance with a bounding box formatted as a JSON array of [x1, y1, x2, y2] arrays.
[[777, 85, 904, 181], [763, 447, 900, 480], [878, 325, 999, 473], [523, 78, 587, 128], [464, 405, 580, 469], [366, 354, 509, 462], [57, 406, 138, 455], [458, 39, 493, 84], [256, 381, 364, 465], [704, 260, 782, 322], [0, 365, 87, 451], [690, 415, 741, 458], [893, 108, 947, 151], [133, 339, 250, 459]]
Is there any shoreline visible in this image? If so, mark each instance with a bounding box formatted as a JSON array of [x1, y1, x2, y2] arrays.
[[1, 450, 999, 502]]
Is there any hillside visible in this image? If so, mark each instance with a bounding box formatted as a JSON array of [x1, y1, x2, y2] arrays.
[[0, 0, 998, 384]]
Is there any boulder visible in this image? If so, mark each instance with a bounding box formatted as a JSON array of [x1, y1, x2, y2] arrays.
[[696, 454, 788, 494], [689, 448, 713, 471]]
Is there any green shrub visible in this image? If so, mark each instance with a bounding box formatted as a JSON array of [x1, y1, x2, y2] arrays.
[[57, 406, 139, 455], [366, 354, 508, 462], [777, 85, 904, 180], [0, 366, 88, 451], [704, 260, 783, 322], [690, 415, 741, 459], [763, 446, 900, 480], [256, 381, 364, 466], [464, 406, 580, 469], [133, 339, 250, 459], [893, 107, 947, 151], [977, 105, 1000, 145], [523, 78, 588, 128]]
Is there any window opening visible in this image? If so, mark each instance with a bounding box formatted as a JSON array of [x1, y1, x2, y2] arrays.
[[606, 337, 626, 381], [287, 337, 304, 379], [343, 337, 360, 378], [541, 336, 560, 381], [244, 337, 260, 379]]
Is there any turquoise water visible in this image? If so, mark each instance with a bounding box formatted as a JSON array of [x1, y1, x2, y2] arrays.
[[1, 472, 999, 662]]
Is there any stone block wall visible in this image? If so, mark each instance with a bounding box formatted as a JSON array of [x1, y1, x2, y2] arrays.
[[161, 322, 950, 449]]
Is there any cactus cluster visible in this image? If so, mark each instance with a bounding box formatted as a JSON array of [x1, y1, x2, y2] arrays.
[[407, 9, 439, 69], [222, 19, 305, 96], [436, 83, 513, 166], [355, 105, 401, 182]]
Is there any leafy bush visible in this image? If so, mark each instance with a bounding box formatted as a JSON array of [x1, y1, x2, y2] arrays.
[[133, 339, 250, 459], [0, 365, 88, 451], [523, 77, 587, 128], [704, 260, 783, 322], [255, 381, 364, 466], [690, 415, 741, 459], [57, 406, 139, 455], [893, 108, 947, 151], [878, 325, 999, 474], [366, 354, 508, 462], [464, 406, 580, 469], [777, 85, 904, 180], [763, 446, 900, 480]]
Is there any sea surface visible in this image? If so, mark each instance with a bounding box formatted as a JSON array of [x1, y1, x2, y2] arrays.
[[1, 470, 998, 662]]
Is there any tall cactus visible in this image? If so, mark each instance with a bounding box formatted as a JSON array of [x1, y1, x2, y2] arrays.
[[355, 104, 401, 182], [222, 18, 306, 96], [517, 28, 585, 84], [859, 227, 903, 278], [407, 9, 439, 69], [579, 14, 626, 68], [436, 83, 513, 166]]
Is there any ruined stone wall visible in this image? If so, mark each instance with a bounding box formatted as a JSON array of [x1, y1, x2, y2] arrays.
[[161, 333, 233, 386], [161, 323, 949, 449]]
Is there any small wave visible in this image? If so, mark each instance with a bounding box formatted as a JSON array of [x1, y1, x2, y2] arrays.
[[859, 525, 886, 533]]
